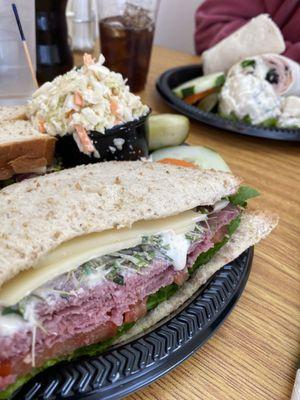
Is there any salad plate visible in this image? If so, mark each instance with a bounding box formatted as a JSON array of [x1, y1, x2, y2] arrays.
[[156, 64, 300, 142], [12, 248, 253, 400]]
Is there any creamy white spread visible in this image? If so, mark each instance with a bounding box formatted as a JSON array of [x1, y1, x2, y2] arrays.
[[0, 314, 29, 336], [161, 230, 190, 271], [219, 74, 281, 124]]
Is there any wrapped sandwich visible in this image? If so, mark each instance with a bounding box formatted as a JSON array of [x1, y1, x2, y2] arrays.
[[219, 54, 300, 127], [0, 161, 277, 398], [202, 14, 285, 75], [227, 54, 300, 97]]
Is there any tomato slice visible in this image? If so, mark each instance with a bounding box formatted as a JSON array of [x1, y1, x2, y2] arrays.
[[174, 269, 189, 286], [0, 361, 12, 377], [124, 300, 147, 324]]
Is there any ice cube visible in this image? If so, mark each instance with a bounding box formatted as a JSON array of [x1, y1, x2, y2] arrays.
[[124, 2, 154, 30]]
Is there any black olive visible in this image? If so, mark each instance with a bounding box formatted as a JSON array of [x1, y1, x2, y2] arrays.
[[266, 68, 279, 84]]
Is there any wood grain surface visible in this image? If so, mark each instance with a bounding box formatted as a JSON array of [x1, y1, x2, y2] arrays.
[[76, 47, 300, 400]]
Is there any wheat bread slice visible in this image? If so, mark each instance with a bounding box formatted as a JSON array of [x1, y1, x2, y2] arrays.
[[0, 105, 28, 123], [0, 161, 242, 287], [0, 120, 55, 179], [115, 210, 278, 344]]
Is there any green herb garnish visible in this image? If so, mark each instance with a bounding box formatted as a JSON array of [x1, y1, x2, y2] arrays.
[[241, 59, 256, 69], [242, 114, 252, 124], [260, 117, 278, 128], [2, 305, 23, 318], [215, 74, 226, 87]]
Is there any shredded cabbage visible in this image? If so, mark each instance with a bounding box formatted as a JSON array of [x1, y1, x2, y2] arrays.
[[27, 54, 149, 136]]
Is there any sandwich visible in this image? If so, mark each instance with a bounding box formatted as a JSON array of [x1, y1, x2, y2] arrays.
[[0, 120, 55, 182], [0, 161, 278, 398], [202, 14, 285, 75], [0, 106, 28, 123], [219, 54, 300, 128]]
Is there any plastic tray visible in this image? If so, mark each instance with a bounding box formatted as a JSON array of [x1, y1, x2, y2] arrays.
[[156, 64, 300, 141]]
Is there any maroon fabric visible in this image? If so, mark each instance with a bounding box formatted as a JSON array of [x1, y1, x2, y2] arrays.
[[195, 0, 300, 63], [0, 205, 240, 390]]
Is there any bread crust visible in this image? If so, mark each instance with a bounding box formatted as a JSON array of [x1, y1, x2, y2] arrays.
[[0, 161, 242, 287], [0, 122, 55, 179]]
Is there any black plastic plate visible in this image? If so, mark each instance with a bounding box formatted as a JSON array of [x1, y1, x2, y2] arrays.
[[12, 247, 253, 400], [156, 64, 300, 141]]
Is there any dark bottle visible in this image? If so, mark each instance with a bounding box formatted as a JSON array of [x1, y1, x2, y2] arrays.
[[35, 0, 73, 84]]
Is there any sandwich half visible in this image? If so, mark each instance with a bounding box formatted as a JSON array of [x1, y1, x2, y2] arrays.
[[0, 161, 277, 398], [0, 120, 55, 182]]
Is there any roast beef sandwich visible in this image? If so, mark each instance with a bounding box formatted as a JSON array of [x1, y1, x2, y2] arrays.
[[0, 161, 278, 398]]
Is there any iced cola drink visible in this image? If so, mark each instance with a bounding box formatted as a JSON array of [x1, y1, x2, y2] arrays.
[[99, 1, 159, 92]]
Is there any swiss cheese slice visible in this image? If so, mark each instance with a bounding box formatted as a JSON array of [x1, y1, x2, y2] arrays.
[[0, 210, 205, 307]]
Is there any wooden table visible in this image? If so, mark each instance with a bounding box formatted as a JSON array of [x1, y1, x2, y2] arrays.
[[134, 47, 299, 400], [77, 47, 300, 399]]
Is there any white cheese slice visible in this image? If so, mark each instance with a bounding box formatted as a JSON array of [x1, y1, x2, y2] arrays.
[[0, 210, 206, 307]]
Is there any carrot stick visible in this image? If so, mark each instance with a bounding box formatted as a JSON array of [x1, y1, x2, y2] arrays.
[[157, 158, 197, 168], [184, 88, 217, 105]]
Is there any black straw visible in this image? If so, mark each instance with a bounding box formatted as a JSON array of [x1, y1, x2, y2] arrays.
[[11, 3, 25, 41]]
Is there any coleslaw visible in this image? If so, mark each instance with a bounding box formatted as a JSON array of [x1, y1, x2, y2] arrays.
[[27, 54, 149, 145]]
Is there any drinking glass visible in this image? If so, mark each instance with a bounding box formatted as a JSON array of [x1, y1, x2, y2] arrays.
[[0, 0, 36, 105], [97, 0, 160, 92]]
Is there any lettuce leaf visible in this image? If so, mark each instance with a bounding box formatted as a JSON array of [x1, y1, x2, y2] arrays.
[[229, 186, 260, 207], [147, 283, 178, 311], [188, 215, 241, 275]]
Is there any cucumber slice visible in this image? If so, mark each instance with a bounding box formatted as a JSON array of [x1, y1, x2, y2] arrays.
[[173, 72, 225, 99], [151, 145, 230, 172], [148, 114, 190, 151]]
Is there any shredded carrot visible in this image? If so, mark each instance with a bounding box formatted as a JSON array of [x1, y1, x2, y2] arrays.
[[74, 125, 95, 153], [110, 100, 119, 116], [38, 119, 46, 133], [74, 91, 84, 107], [66, 110, 75, 119], [83, 53, 95, 67], [157, 158, 197, 168], [184, 88, 217, 105]]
